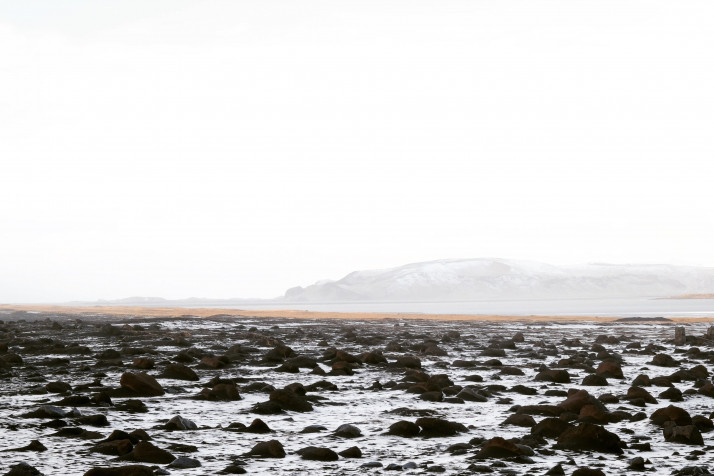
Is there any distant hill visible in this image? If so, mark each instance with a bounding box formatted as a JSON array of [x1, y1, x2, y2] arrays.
[[283, 258, 714, 302]]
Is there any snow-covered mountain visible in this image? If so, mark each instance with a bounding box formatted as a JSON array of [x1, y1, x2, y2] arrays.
[[283, 258, 714, 302]]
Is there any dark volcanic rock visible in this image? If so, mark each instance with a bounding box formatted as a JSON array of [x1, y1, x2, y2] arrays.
[[388, 420, 421, 437], [197, 383, 241, 401], [559, 389, 605, 414], [651, 405, 692, 426], [245, 440, 286, 458], [164, 415, 198, 431], [582, 374, 609, 386], [534, 369, 570, 383], [338, 446, 362, 458], [651, 353, 678, 367], [119, 441, 175, 464], [269, 388, 313, 412], [663, 421, 704, 445], [296, 446, 339, 461], [45, 381, 71, 393], [555, 423, 623, 454], [334, 424, 362, 438], [473, 437, 528, 459], [395, 355, 422, 369], [627, 386, 657, 404], [83, 466, 154, 476], [1, 440, 47, 453], [159, 363, 199, 381], [503, 414, 536, 427], [595, 360, 623, 379], [118, 372, 164, 396], [3, 463, 44, 476], [531, 418, 573, 439], [415, 417, 467, 437]]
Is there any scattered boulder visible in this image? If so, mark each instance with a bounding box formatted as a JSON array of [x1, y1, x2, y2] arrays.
[[651, 354, 678, 367], [335, 424, 362, 438], [531, 418, 573, 439], [168, 456, 201, 468], [534, 369, 570, 383], [244, 440, 286, 458], [388, 421, 420, 437], [473, 437, 528, 459], [119, 441, 175, 464], [119, 372, 164, 397], [651, 405, 692, 427], [197, 383, 241, 401], [503, 414, 535, 427], [3, 463, 44, 476], [595, 360, 623, 379], [338, 446, 362, 458], [160, 363, 199, 381], [164, 415, 197, 431], [415, 417, 467, 437], [83, 466, 154, 476], [296, 446, 339, 461], [555, 423, 623, 454], [663, 421, 704, 445], [269, 388, 313, 412]]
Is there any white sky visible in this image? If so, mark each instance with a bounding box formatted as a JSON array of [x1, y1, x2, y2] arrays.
[[1, 1, 713, 303]]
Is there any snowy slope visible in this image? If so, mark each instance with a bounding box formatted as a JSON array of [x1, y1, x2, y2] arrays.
[[283, 258, 714, 302]]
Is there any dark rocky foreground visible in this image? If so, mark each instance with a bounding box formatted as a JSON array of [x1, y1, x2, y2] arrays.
[[2, 310, 714, 475]]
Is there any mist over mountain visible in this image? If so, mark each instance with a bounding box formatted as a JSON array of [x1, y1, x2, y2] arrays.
[[283, 258, 714, 302]]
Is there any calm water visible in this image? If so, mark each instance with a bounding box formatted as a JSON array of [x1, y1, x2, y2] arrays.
[[212, 297, 714, 317]]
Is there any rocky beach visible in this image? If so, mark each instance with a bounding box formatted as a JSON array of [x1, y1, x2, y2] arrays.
[[2, 307, 714, 475]]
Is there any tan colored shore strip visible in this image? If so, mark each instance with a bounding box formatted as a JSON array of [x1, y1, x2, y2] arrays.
[[1, 304, 713, 324]]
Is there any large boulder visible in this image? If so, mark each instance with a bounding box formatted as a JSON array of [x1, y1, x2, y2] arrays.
[[651, 405, 692, 427], [415, 417, 467, 437], [531, 418, 573, 439], [535, 369, 570, 383], [83, 466, 154, 476], [663, 422, 704, 445], [197, 383, 241, 401], [627, 386, 657, 404], [698, 382, 714, 398], [159, 363, 198, 381], [269, 388, 313, 412], [164, 415, 198, 431], [473, 437, 529, 459], [559, 389, 606, 414], [596, 360, 623, 379], [4, 463, 44, 476], [334, 424, 362, 438], [296, 446, 339, 461], [651, 354, 678, 367], [503, 414, 536, 427], [244, 440, 286, 458], [388, 421, 420, 437], [555, 423, 623, 454], [119, 372, 164, 397], [119, 441, 175, 464], [395, 355, 422, 369]]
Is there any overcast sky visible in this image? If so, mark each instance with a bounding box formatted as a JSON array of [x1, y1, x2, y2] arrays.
[[1, 1, 713, 303]]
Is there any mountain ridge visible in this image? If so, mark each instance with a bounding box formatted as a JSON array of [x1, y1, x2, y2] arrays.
[[283, 258, 714, 302]]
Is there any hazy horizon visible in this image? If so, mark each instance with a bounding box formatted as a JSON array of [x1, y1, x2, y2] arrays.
[[9, 256, 714, 305], [2, 1, 714, 303]]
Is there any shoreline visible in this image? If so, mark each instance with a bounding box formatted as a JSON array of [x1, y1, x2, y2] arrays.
[[2, 303, 714, 323]]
